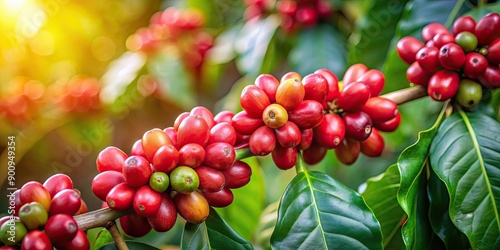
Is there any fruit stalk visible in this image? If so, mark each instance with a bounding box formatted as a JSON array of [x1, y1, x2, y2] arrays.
[[380, 86, 427, 105], [106, 220, 129, 250], [74, 207, 128, 231]]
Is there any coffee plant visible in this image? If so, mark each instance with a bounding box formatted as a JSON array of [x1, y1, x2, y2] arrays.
[[1, 0, 500, 250]]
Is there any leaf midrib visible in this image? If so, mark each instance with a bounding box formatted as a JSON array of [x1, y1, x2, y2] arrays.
[[304, 171, 328, 249]]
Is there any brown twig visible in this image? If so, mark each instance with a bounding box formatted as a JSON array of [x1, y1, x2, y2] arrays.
[[106, 220, 129, 250], [380, 86, 428, 105], [74, 207, 128, 231]]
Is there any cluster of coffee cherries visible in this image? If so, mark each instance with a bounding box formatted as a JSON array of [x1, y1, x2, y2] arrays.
[[91, 106, 252, 236], [0, 78, 45, 126], [243, 0, 332, 32], [51, 76, 102, 114], [127, 7, 213, 69], [0, 174, 89, 250], [397, 12, 500, 108], [237, 65, 399, 166]]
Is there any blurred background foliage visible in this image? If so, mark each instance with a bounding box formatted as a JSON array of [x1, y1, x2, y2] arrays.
[[1, 0, 494, 249]]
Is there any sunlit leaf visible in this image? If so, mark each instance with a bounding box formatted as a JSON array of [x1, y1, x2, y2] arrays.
[[271, 170, 383, 249], [93, 228, 113, 250], [181, 208, 253, 250], [361, 164, 405, 247], [289, 24, 346, 77], [397, 103, 447, 249], [429, 110, 500, 249]]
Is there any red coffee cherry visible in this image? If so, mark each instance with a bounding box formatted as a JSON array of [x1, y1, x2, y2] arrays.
[[439, 43, 465, 70], [208, 122, 237, 145], [374, 112, 401, 132], [432, 33, 455, 48], [314, 68, 339, 102], [301, 73, 328, 103], [222, 161, 252, 189], [43, 174, 73, 198], [44, 214, 78, 247], [452, 16, 476, 35], [479, 65, 500, 88], [231, 111, 264, 135], [296, 5, 318, 26], [152, 144, 179, 173], [119, 213, 152, 238], [195, 166, 226, 192], [302, 143, 327, 165], [147, 194, 177, 232], [123, 155, 153, 188], [280, 71, 302, 82], [106, 182, 135, 211], [474, 12, 500, 46], [91, 171, 125, 201], [131, 139, 147, 158], [59, 229, 89, 250], [297, 128, 313, 150], [343, 111, 373, 141], [335, 138, 361, 165], [314, 113, 345, 149], [173, 112, 190, 131], [463, 52, 488, 79], [337, 82, 371, 112], [49, 189, 81, 216], [240, 85, 271, 118], [133, 186, 161, 217], [203, 188, 234, 207], [177, 115, 210, 147], [276, 78, 305, 110], [76, 199, 88, 215], [360, 128, 384, 157], [96, 146, 128, 173], [190, 106, 215, 129], [142, 128, 173, 162], [427, 70, 460, 101], [271, 144, 298, 170], [422, 23, 450, 42], [397, 37, 424, 64], [178, 143, 205, 168], [254, 74, 279, 103], [343, 63, 369, 86], [277, 0, 298, 17], [249, 126, 276, 156], [486, 38, 500, 65], [21, 230, 52, 250], [203, 142, 236, 170], [275, 121, 301, 148], [262, 103, 289, 129], [173, 191, 210, 224], [406, 61, 432, 86], [235, 133, 250, 147], [361, 97, 398, 124], [416, 46, 440, 73], [214, 110, 234, 124], [356, 69, 385, 97], [288, 100, 324, 129], [20, 181, 51, 212]]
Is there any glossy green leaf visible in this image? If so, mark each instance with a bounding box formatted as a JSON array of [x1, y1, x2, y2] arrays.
[[181, 208, 253, 250], [92, 228, 113, 250], [98, 241, 160, 250], [289, 24, 346, 77], [347, 0, 409, 69], [270, 170, 383, 249], [427, 168, 470, 249], [429, 110, 500, 249], [148, 49, 196, 110], [382, 0, 471, 93], [235, 15, 281, 77], [216, 157, 266, 241], [397, 103, 447, 249], [361, 164, 405, 247]]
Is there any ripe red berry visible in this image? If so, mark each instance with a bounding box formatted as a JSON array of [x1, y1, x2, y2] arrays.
[[314, 113, 345, 149], [190, 106, 215, 129], [222, 161, 252, 189], [249, 126, 276, 156], [287, 100, 324, 129], [20, 181, 51, 212], [152, 144, 179, 173], [178, 143, 205, 168], [374, 112, 401, 132], [452, 16, 476, 35], [416, 46, 440, 73], [314, 68, 339, 102], [360, 128, 385, 157], [343, 64, 369, 85], [486, 38, 500, 65], [297, 128, 313, 150], [231, 111, 264, 135], [142, 128, 173, 162], [96, 146, 128, 173], [91, 171, 125, 201], [479, 65, 500, 88], [301, 73, 328, 103], [49, 189, 81, 216], [422, 23, 450, 42], [335, 138, 361, 165], [119, 213, 152, 238], [356, 69, 385, 97], [337, 82, 371, 111], [106, 182, 135, 211], [133, 186, 162, 217], [427, 70, 460, 101], [203, 142, 236, 170], [276, 78, 305, 110], [275, 121, 301, 148], [131, 139, 147, 158], [406, 61, 432, 86], [361, 97, 398, 124], [280, 71, 302, 82], [203, 188, 234, 207], [208, 122, 237, 145], [432, 33, 455, 48], [123, 155, 153, 188], [147, 194, 177, 232], [21, 230, 52, 250], [42, 174, 73, 198], [254, 74, 280, 103], [177, 115, 210, 147], [271, 144, 298, 170], [195, 166, 226, 192], [173, 112, 190, 131], [214, 110, 234, 124], [44, 214, 78, 247], [463, 52, 488, 79], [59, 229, 89, 250], [296, 6, 318, 26], [240, 85, 271, 118], [302, 143, 327, 165], [474, 12, 500, 46], [343, 111, 373, 141], [439, 43, 465, 70], [396, 37, 424, 64]]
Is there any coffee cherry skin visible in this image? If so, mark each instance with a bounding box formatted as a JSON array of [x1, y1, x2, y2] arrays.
[[177, 115, 210, 147], [170, 166, 200, 194], [178, 143, 205, 168], [91, 171, 125, 201], [49, 189, 81, 216], [397, 37, 424, 64], [276, 78, 305, 111], [190, 106, 215, 129], [416, 46, 440, 73], [474, 12, 500, 46], [254, 74, 279, 103], [203, 188, 234, 207], [361, 97, 398, 123], [152, 144, 179, 173], [44, 214, 78, 247], [59, 229, 89, 250], [106, 182, 135, 211], [19, 202, 48, 230], [275, 121, 301, 148], [422, 23, 450, 42], [195, 166, 226, 192], [314, 68, 339, 102], [456, 79, 483, 108], [301, 73, 328, 103], [297, 128, 313, 150], [439, 43, 466, 70], [142, 128, 173, 161], [342, 63, 369, 86], [463, 52, 488, 79], [271, 144, 298, 170], [314, 113, 345, 149], [454, 31, 478, 52], [374, 112, 401, 132], [123, 155, 153, 188], [240, 85, 271, 118], [360, 128, 385, 157], [262, 103, 288, 129], [133, 186, 162, 217], [406, 61, 432, 86], [42, 174, 73, 198], [452, 16, 476, 35], [222, 161, 252, 189], [335, 138, 361, 165], [249, 126, 276, 156], [20, 181, 51, 212], [427, 70, 460, 101], [287, 100, 324, 129], [149, 172, 170, 193], [173, 191, 210, 224], [208, 122, 237, 145], [486, 38, 500, 65], [231, 111, 265, 135], [479, 65, 500, 88], [96, 146, 128, 173], [302, 143, 327, 165], [147, 194, 177, 232], [119, 213, 152, 238], [20, 230, 52, 250], [343, 111, 373, 141], [337, 82, 371, 112], [356, 69, 385, 97], [203, 142, 236, 170]]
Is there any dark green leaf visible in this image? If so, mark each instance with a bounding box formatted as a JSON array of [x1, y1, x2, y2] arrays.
[[148, 49, 196, 110], [348, 0, 409, 69], [397, 103, 447, 249], [271, 170, 383, 250], [361, 164, 405, 247], [382, 0, 472, 93], [289, 24, 347, 77], [181, 208, 253, 250], [427, 168, 471, 249], [429, 110, 500, 249], [216, 157, 266, 241], [235, 15, 281, 77], [98, 241, 160, 250]]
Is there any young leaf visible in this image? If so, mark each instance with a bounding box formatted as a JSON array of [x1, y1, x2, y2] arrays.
[[98, 241, 160, 250], [216, 157, 266, 241], [427, 168, 470, 248], [429, 110, 500, 249], [289, 24, 346, 77], [361, 164, 406, 247], [181, 208, 253, 250], [270, 170, 383, 249], [93, 228, 114, 250], [397, 103, 447, 249]]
